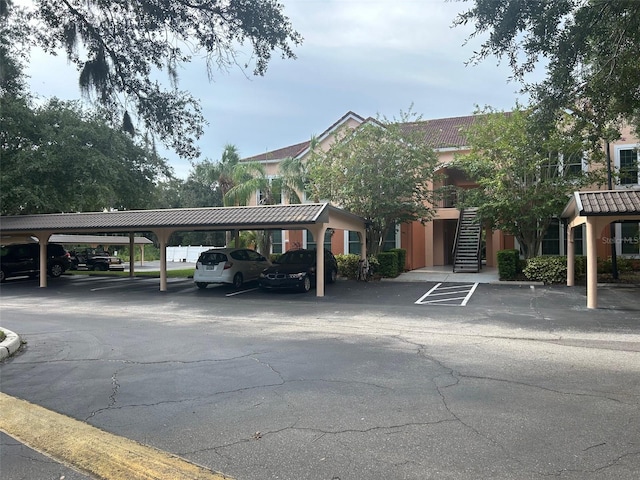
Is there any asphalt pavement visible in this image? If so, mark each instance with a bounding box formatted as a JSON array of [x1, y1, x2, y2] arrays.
[[1, 272, 639, 479]]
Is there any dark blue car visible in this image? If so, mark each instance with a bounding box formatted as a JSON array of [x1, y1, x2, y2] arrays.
[[259, 249, 338, 292]]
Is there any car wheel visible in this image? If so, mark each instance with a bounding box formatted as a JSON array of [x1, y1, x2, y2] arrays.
[[300, 275, 311, 292], [196, 282, 208, 289], [0, 269, 5, 282], [328, 268, 338, 284], [48, 263, 64, 278], [232, 272, 243, 289], [95, 263, 108, 272]]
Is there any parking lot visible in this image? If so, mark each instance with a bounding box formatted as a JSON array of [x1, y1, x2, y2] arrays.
[[2, 273, 640, 480]]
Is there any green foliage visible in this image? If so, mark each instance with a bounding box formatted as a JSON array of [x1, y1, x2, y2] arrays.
[[497, 249, 519, 280], [269, 253, 283, 263], [388, 248, 407, 273], [6, 0, 302, 158], [455, 106, 598, 258], [307, 109, 440, 255], [377, 251, 399, 278], [455, 0, 640, 137], [335, 254, 361, 279], [523, 256, 568, 285], [598, 256, 637, 274], [1, 98, 173, 214]]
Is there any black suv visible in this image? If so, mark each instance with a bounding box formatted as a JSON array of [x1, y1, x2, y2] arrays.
[[0, 243, 71, 282], [259, 249, 338, 292]]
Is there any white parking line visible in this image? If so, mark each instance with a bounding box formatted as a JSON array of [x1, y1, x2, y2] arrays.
[[226, 288, 259, 297], [415, 282, 479, 306]]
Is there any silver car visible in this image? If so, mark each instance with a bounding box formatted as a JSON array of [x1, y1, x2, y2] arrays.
[[194, 248, 271, 289]]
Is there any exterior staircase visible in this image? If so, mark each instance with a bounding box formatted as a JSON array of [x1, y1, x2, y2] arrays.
[[452, 208, 482, 273]]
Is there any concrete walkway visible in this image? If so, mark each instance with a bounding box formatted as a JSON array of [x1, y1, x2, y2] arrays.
[[390, 265, 501, 284]]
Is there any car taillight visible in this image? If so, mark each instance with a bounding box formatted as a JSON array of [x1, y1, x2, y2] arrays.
[[223, 261, 232, 270]]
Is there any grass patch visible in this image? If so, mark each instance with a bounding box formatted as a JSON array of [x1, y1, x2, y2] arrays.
[[69, 269, 194, 279]]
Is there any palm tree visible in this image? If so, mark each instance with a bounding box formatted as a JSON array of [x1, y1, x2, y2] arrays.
[[225, 157, 306, 255]]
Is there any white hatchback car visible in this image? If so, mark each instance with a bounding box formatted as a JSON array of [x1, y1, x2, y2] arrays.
[[194, 248, 271, 289]]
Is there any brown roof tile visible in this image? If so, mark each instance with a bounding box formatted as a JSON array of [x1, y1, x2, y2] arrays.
[[400, 115, 478, 149], [577, 190, 640, 215], [243, 141, 310, 162]]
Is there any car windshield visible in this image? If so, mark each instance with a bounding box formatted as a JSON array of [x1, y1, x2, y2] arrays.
[[277, 251, 315, 265]]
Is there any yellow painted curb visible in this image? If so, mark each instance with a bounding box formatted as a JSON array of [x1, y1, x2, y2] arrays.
[[0, 393, 232, 479]]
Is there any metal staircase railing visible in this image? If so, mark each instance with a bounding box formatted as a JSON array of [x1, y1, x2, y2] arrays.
[[452, 208, 482, 273]]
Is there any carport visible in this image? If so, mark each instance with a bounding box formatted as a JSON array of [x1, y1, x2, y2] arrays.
[[562, 189, 640, 308], [0, 203, 367, 297]]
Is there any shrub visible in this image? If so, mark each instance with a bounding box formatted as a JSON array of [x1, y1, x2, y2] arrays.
[[523, 256, 567, 284], [598, 256, 635, 274], [388, 248, 407, 273], [377, 251, 399, 277], [335, 254, 361, 279], [497, 249, 519, 280], [269, 253, 282, 263]]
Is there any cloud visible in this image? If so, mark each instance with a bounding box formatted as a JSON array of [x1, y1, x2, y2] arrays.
[[23, 0, 541, 179]]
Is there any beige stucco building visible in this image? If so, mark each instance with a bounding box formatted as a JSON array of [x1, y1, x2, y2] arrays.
[[243, 111, 640, 271]]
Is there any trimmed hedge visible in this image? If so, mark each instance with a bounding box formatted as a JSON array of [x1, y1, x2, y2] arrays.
[[377, 251, 399, 278], [497, 249, 519, 280], [523, 256, 567, 284], [388, 248, 407, 273], [335, 254, 361, 279]]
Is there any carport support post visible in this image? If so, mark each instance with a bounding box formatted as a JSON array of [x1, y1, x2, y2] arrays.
[[586, 218, 598, 309], [34, 232, 52, 288], [129, 233, 135, 277], [154, 229, 174, 292], [308, 225, 327, 297], [566, 226, 575, 287]]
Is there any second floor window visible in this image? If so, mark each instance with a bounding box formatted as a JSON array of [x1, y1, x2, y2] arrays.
[[618, 147, 639, 186]]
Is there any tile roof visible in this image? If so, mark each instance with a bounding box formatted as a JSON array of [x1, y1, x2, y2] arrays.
[[243, 141, 310, 162], [400, 115, 479, 149], [576, 190, 640, 216], [244, 113, 481, 162], [0, 204, 349, 234]]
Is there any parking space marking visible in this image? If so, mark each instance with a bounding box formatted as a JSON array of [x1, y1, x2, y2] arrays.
[[415, 282, 479, 306], [226, 287, 259, 297]]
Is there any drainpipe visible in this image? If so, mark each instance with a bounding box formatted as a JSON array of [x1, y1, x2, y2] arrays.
[[605, 141, 619, 279]]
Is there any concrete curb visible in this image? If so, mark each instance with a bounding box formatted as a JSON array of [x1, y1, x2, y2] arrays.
[[0, 328, 22, 361]]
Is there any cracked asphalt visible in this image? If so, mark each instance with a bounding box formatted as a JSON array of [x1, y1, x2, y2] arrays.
[[1, 274, 639, 479]]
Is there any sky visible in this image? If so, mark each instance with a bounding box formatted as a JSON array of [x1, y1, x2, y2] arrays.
[[25, 0, 541, 179]]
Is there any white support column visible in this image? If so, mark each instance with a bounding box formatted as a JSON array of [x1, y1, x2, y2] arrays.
[[154, 229, 174, 292], [129, 233, 135, 277], [586, 218, 598, 309], [566, 225, 575, 287], [307, 224, 327, 297], [34, 232, 52, 288]]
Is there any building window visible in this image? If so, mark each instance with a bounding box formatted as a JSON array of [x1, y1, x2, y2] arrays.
[[257, 177, 283, 205], [348, 231, 361, 255], [620, 222, 640, 256], [616, 146, 639, 186], [306, 230, 332, 251], [563, 152, 585, 177], [381, 225, 399, 252], [272, 230, 283, 254], [542, 218, 561, 255]]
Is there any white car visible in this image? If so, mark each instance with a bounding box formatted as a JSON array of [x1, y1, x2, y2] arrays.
[[194, 248, 271, 289]]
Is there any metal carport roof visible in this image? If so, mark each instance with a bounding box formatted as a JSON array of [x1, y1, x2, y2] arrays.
[[0, 203, 367, 296]]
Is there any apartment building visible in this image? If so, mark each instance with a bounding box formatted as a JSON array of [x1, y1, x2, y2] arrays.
[[243, 111, 640, 270]]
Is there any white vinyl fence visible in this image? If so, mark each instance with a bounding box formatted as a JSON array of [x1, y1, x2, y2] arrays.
[[166, 246, 221, 263]]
